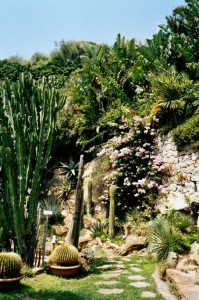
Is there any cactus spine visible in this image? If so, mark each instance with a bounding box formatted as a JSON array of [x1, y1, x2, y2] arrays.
[[0, 252, 22, 278], [0, 73, 65, 266], [109, 184, 117, 238], [50, 245, 79, 266], [86, 178, 92, 217]]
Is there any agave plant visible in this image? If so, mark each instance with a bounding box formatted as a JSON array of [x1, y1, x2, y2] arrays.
[[59, 158, 79, 178]]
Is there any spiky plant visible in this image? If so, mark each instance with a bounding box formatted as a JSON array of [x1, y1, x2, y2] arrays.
[[49, 244, 79, 266], [166, 211, 195, 233], [40, 196, 61, 217], [146, 218, 184, 262], [0, 252, 22, 278]]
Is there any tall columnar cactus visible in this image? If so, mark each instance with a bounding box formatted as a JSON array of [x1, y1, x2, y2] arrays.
[[86, 178, 92, 217], [0, 252, 22, 278], [0, 73, 65, 266], [70, 155, 84, 247], [49, 244, 79, 266], [109, 184, 117, 238]]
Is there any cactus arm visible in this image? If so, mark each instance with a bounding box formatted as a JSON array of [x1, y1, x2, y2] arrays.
[[86, 179, 92, 217], [109, 184, 117, 238]]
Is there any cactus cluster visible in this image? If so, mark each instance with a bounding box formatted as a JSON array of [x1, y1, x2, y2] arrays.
[[49, 244, 79, 266], [0, 252, 22, 278], [0, 73, 65, 264]]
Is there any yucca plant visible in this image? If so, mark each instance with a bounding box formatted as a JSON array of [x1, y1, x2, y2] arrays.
[[49, 244, 79, 266], [146, 218, 184, 262], [0, 252, 22, 278]]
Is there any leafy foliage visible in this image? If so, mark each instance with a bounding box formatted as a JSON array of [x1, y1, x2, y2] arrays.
[[172, 113, 199, 148]]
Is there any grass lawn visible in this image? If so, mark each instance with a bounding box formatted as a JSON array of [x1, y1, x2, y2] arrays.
[[0, 254, 165, 300]]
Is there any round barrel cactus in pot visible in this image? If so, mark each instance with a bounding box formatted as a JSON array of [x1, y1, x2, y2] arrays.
[[0, 252, 23, 291], [49, 244, 80, 276]]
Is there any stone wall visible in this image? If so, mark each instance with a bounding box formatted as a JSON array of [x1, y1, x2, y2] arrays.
[[156, 133, 199, 214]]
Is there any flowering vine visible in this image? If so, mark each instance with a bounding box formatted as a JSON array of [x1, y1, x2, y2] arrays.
[[97, 112, 165, 216]]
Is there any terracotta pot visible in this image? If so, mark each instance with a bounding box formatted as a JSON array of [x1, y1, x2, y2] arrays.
[[0, 275, 23, 291], [49, 264, 80, 277]]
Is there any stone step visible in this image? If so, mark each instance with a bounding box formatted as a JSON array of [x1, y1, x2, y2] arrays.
[[166, 269, 199, 300]]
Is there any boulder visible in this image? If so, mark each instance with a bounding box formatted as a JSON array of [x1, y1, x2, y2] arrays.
[[190, 243, 199, 266], [119, 235, 146, 255], [53, 225, 68, 236]]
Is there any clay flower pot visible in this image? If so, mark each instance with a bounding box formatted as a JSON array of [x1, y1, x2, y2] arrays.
[[49, 244, 80, 277], [49, 264, 80, 277], [0, 275, 23, 291]]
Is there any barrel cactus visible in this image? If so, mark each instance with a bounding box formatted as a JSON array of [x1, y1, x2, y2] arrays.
[[49, 244, 79, 266], [0, 252, 22, 278]]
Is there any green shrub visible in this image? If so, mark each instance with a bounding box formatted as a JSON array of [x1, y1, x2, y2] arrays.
[[90, 221, 108, 238], [21, 264, 35, 278], [165, 211, 195, 233], [172, 114, 199, 148]]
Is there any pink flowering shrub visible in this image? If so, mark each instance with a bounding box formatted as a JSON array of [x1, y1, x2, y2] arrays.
[[97, 112, 165, 217]]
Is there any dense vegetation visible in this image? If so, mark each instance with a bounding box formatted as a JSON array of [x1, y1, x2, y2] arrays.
[[0, 0, 198, 265]]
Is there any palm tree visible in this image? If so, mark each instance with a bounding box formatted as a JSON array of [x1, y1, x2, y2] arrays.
[[150, 67, 197, 123]]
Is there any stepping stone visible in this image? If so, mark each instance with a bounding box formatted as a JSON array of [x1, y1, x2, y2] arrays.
[[95, 280, 119, 285], [131, 267, 142, 272], [97, 264, 113, 269], [102, 273, 120, 279], [128, 275, 145, 280], [109, 270, 129, 274], [130, 263, 139, 266], [130, 281, 150, 288], [121, 257, 131, 262], [141, 291, 157, 298], [116, 264, 125, 269], [98, 288, 124, 295]]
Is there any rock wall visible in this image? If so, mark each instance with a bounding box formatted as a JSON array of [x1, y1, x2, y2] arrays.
[[156, 133, 199, 214]]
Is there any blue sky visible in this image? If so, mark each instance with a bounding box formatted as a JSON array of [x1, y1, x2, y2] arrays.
[[0, 0, 185, 60]]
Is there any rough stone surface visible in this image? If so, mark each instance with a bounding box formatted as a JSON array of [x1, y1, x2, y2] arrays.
[[131, 267, 142, 272], [97, 264, 113, 269], [129, 281, 150, 288], [128, 275, 145, 280], [119, 235, 146, 255], [95, 280, 119, 285], [102, 273, 121, 279], [166, 269, 199, 300], [153, 270, 177, 300], [97, 288, 124, 295], [141, 291, 157, 298], [156, 133, 199, 214], [190, 243, 199, 266]]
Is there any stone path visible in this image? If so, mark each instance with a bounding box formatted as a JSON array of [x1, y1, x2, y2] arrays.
[[96, 256, 159, 298]]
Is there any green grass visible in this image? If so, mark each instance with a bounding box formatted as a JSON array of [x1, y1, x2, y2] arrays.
[[0, 255, 165, 300]]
